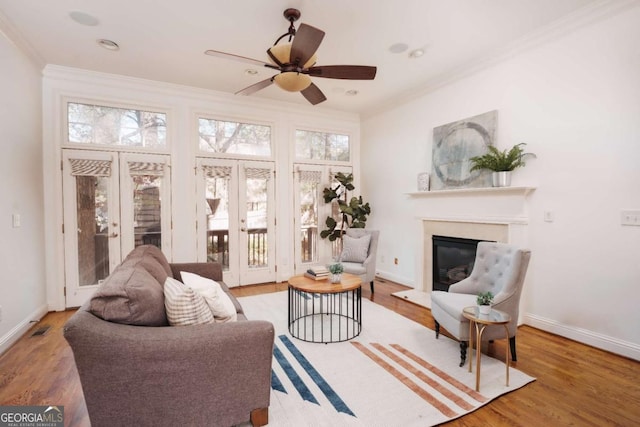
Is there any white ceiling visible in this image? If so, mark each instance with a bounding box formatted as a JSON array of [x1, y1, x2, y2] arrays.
[[0, 0, 602, 114]]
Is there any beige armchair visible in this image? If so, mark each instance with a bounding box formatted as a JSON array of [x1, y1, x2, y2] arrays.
[[430, 242, 531, 367], [339, 229, 379, 293]]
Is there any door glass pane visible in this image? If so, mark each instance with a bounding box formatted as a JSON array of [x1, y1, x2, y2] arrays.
[[300, 181, 319, 263], [205, 176, 230, 269], [246, 177, 268, 268], [75, 176, 110, 286], [330, 175, 346, 259], [132, 175, 162, 249]]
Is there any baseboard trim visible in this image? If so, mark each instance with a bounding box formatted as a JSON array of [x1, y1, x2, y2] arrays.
[[0, 305, 49, 356], [523, 313, 640, 361], [375, 270, 415, 288]]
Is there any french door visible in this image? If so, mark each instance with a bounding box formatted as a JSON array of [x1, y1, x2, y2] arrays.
[[293, 164, 352, 275], [62, 149, 172, 307], [196, 158, 276, 286]]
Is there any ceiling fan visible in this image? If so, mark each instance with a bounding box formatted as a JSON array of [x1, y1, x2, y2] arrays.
[[205, 8, 377, 105]]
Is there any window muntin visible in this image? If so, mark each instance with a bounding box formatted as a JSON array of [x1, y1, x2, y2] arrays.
[[295, 130, 350, 161], [198, 118, 272, 157], [67, 102, 167, 148]]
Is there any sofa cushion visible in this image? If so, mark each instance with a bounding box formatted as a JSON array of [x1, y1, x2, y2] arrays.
[[88, 245, 170, 326], [124, 245, 172, 278], [89, 264, 168, 326], [180, 272, 237, 323], [340, 233, 371, 263], [164, 277, 215, 326]]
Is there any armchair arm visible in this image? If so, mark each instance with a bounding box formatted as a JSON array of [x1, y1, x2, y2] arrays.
[[170, 261, 223, 282], [64, 310, 274, 426], [448, 276, 481, 295]]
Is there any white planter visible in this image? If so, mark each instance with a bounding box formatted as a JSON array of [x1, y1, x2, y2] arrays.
[[491, 171, 512, 187], [330, 273, 342, 283], [478, 305, 491, 315]]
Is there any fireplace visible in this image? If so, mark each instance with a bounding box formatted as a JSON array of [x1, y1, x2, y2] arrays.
[[432, 235, 488, 291], [391, 188, 533, 309]]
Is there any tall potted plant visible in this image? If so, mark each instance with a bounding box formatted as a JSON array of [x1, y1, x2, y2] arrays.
[[320, 172, 371, 242], [469, 143, 536, 187]]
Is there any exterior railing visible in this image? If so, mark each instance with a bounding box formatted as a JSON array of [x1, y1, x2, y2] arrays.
[[301, 226, 317, 263], [207, 228, 270, 268]]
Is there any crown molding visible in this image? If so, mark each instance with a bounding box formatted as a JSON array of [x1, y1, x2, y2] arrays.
[[362, 0, 640, 119], [42, 65, 361, 123], [0, 9, 45, 69]]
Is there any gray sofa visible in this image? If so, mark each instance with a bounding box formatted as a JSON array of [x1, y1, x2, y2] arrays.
[[63, 245, 274, 427]]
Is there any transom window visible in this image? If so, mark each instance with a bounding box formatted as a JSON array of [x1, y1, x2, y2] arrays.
[[198, 118, 272, 157], [67, 102, 167, 148], [295, 129, 350, 162]]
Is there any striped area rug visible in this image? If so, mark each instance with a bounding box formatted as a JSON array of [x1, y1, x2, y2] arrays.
[[238, 291, 535, 426]]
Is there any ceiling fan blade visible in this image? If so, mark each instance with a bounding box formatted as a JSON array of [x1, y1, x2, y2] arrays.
[[205, 49, 277, 69], [290, 23, 325, 66], [301, 83, 327, 105], [306, 65, 377, 80], [235, 77, 275, 96]]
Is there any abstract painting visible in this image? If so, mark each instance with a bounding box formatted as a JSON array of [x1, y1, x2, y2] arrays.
[[431, 110, 497, 190]]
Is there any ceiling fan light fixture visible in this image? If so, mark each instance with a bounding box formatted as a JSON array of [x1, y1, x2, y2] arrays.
[[273, 72, 312, 92], [269, 44, 317, 68]]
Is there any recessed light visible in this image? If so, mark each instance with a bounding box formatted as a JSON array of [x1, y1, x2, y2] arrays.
[[97, 39, 120, 51], [345, 90, 359, 96], [69, 11, 100, 26], [245, 69, 258, 76], [408, 48, 425, 59], [389, 43, 409, 54]]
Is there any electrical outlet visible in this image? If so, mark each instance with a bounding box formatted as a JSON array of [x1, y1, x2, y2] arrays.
[[621, 210, 640, 226], [12, 213, 21, 228], [544, 211, 554, 222]]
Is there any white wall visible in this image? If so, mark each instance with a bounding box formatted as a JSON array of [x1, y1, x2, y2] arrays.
[[42, 66, 361, 310], [362, 5, 640, 360], [0, 30, 48, 353]]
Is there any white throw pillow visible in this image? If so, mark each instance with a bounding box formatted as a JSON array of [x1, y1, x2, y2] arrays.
[[180, 271, 237, 323], [340, 234, 371, 263], [163, 277, 214, 326]]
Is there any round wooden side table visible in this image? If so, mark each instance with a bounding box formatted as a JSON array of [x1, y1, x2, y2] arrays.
[[288, 273, 362, 343]]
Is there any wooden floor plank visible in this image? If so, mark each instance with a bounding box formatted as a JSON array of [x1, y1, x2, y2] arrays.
[[0, 278, 638, 426]]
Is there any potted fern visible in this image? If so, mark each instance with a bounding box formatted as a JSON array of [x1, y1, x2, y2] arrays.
[[469, 143, 536, 187], [476, 291, 494, 315]]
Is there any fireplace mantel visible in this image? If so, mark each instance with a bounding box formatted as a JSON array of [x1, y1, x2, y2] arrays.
[[406, 186, 536, 198]]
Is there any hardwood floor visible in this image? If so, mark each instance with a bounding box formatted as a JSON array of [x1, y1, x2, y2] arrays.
[[1, 278, 638, 426]]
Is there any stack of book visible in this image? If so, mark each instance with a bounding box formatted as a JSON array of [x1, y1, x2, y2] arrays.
[[304, 265, 329, 281]]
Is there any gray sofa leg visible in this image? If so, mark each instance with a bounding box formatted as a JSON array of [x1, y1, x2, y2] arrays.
[[250, 407, 269, 427], [370, 280, 374, 293], [434, 321, 440, 338]]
